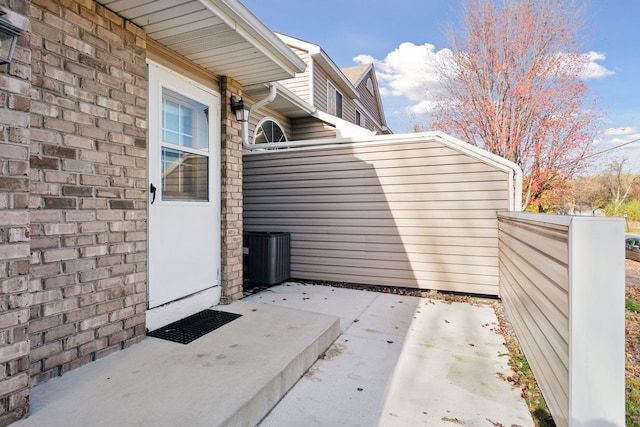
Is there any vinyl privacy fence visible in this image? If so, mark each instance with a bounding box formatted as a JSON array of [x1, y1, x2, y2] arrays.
[[498, 212, 624, 427], [244, 133, 520, 296]]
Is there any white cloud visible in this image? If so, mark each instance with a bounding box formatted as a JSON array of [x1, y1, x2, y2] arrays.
[[354, 42, 452, 112], [579, 51, 615, 80], [601, 127, 636, 136], [359, 43, 614, 123]]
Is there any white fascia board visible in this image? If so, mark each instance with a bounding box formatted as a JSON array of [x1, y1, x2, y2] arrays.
[[347, 64, 388, 128], [366, 66, 388, 127], [313, 52, 360, 99], [276, 33, 359, 99], [201, 1, 306, 77], [276, 33, 321, 55], [243, 82, 317, 117], [352, 64, 374, 87], [271, 82, 317, 114]]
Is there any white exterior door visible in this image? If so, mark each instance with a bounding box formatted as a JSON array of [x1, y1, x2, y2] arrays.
[[147, 63, 220, 309]]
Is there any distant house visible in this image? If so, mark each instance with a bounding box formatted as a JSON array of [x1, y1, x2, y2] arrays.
[[242, 34, 390, 147]]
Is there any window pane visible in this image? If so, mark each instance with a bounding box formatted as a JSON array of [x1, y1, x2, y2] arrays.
[[162, 89, 208, 151], [161, 147, 208, 201], [336, 92, 343, 118], [254, 119, 287, 145], [162, 99, 181, 145], [327, 84, 336, 115]]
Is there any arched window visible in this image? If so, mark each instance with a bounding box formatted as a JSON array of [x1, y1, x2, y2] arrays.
[[366, 77, 374, 95], [253, 118, 287, 145]]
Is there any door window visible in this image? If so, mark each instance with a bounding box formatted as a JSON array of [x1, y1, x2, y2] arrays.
[[161, 88, 210, 201]]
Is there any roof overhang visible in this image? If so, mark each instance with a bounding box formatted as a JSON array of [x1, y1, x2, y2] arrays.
[[243, 82, 317, 118], [276, 33, 359, 99], [95, 0, 306, 86]]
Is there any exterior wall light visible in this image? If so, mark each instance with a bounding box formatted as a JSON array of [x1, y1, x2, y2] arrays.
[[230, 95, 250, 122], [0, 11, 22, 65]]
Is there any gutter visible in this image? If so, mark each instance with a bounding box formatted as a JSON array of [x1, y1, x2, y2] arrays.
[[242, 84, 278, 149], [203, 1, 306, 78]]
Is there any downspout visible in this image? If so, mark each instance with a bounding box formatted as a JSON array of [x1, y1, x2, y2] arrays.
[[242, 84, 277, 150]]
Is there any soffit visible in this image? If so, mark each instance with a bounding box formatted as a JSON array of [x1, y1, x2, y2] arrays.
[[95, 0, 305, 86], [243, 83, 317, 119]]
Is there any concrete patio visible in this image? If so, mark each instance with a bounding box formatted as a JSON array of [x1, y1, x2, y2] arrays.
[[15, 283, 533, 427]]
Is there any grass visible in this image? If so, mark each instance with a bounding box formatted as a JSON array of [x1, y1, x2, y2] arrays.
[[627, 298, 640, 313], [628, 378, 640, 426], [627, 291, 640, 426], [508, 354, 554, 427], [494, 304, 555, 426]]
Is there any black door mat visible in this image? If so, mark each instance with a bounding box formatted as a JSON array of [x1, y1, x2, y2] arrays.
[[147, 309, 242, 344]]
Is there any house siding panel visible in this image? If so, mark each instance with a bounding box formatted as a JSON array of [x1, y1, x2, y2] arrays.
[[28, 0, 148, 387], [498, 215, 570, 425], [278, 47, 311, 104], [244, 139, 511, 295], [356, 70, 382, 124], [290, 117, 336, 140], [312, 66, 330, 112]]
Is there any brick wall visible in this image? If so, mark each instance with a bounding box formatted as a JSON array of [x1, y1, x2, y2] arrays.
[[0, 1, 32, 425], [220, 77, 244, 302], [28, 0, 147, 385]]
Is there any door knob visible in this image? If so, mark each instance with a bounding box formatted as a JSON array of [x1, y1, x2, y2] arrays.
[[150, 183, 157, 204]]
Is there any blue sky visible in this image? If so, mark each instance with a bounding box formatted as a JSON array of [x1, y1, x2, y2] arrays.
[[243, 0, 640, 170]]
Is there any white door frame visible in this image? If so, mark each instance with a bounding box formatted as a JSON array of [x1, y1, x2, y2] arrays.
[[146, 61, 221, 330]]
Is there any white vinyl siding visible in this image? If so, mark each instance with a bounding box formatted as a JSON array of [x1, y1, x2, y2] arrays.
[[316, 67, 355, 122], [244, 138, 512, 295], [355, 70, 382, 125], [499, 215, 569, 424], [497, 213, 625, 426], [290, 117, 336, 140], [276, 47, 312, 104]]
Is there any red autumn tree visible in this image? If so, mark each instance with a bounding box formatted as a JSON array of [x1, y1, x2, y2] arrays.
[[430, 0, 600, 210]]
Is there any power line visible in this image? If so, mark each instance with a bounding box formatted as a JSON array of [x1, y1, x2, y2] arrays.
[[585, 137, 640, 159]]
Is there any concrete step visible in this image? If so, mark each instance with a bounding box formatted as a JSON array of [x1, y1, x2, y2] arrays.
[[15, 300, 340, 427]]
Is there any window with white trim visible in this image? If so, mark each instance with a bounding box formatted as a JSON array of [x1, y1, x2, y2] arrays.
[[253, 118, 287, 145]]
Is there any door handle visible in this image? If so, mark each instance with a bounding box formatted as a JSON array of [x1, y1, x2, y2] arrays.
[[150, 183, 157, 204]]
